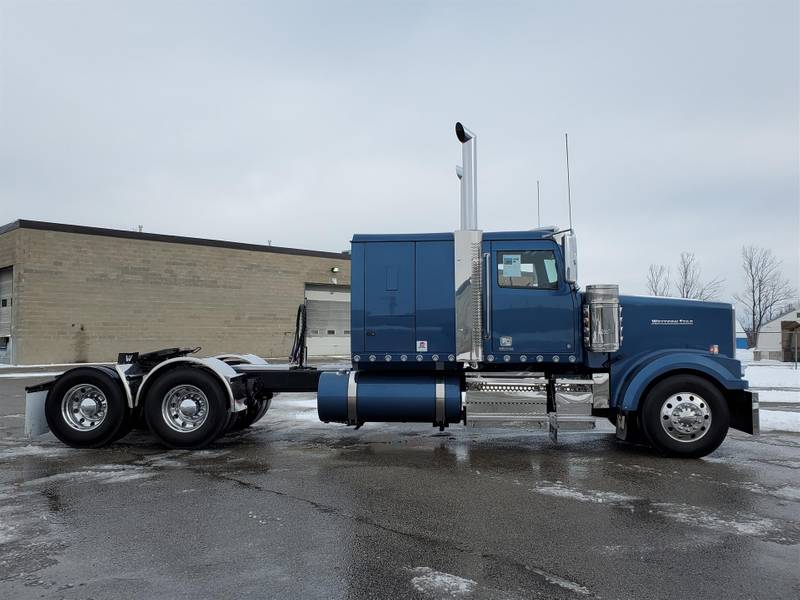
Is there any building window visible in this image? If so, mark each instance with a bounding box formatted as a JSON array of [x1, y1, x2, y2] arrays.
[[327, 329, 336, 335], [0, 337, 8, 351], [0, 298, 7, 307], [497, 250, 559, 290]]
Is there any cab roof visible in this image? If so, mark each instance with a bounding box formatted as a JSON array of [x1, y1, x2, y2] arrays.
[[352, 228, 559, 243]]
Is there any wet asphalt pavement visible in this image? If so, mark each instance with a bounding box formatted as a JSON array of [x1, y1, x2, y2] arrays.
[[1, 376, 799, 600]]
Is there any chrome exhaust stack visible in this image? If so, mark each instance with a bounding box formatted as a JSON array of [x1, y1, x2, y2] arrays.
[[453, 122, 483, 364], [455, 122, 477, 230]]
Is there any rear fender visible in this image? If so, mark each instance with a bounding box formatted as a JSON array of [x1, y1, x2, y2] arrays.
[[212, 353, 269, 366], [618, 352, 747, 412], [134, 357, 244, 412], [25, 365, 129, 438]]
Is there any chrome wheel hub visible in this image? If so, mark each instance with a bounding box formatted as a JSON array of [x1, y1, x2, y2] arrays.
[[62, 384, 108, 431], [162, 385, 209, 433], [660, 392, 711, 442]]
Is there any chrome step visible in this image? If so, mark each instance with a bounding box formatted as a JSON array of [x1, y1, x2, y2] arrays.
[[463, 372, 600, 432], [464, 373, 548, 428]]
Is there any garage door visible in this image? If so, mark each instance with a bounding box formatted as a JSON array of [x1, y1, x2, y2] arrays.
[[305, 285, 350, 357], [0, 267, 12, 364]]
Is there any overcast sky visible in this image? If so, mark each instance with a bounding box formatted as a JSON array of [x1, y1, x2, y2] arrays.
[[1, 0, 797, 300]]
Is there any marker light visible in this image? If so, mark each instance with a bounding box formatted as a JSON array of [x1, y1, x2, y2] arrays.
[[709, 344, 719, 354]]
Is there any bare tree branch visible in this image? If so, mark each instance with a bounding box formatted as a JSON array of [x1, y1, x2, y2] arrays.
[[673, 252, 724, 301], [647, 264, 671, 296], [733, 246, 797, 346]]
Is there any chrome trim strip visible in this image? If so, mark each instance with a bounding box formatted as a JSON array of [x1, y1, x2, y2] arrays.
[[114, 364, 135, 409], [347, 371, 358, 426]]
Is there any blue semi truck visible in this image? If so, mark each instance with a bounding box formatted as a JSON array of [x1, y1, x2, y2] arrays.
[[25, 123, 758, 458]]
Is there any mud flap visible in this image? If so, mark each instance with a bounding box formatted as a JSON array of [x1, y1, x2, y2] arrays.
[[25, 390, 50, 438], [729, 390, 759, 435], [615, 411, 643, 442]]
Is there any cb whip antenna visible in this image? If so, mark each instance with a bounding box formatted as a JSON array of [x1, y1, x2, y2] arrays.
[[536, 179, 541, 227], [565, 133, 573, 230]]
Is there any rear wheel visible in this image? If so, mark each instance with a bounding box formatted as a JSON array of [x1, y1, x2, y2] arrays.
[[640, 374, 729, 458], [144, 367, 230, 449], [229, 394, 273, 431], [45, 368, 129, 448]]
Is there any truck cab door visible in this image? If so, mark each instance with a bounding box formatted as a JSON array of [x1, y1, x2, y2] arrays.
[[485, 239, 577, 359]]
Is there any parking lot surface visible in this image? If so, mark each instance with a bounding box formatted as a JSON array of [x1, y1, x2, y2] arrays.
[[1, 376, 799, 599]]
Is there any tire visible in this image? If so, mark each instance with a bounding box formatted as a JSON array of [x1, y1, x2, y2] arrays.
[[639, 374, 729, 458], [143, 367, 230, 449], [229, 394, 273, 432], [45, 368, 129, 448]]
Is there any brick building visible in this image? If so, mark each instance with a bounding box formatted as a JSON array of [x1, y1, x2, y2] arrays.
[[0, 220, 351, 364]]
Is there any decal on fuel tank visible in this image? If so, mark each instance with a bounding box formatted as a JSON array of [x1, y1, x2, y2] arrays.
[[500, 336, 513, 347], [416, 340, 428, 352]]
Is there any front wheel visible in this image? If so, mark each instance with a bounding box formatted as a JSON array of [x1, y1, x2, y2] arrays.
[[144, 367, 230, 449], [640, 375, 729, 458]]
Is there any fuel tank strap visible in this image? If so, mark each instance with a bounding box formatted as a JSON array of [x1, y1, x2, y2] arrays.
[[435, 375, 445, 427], [347, 371, 358, 426]]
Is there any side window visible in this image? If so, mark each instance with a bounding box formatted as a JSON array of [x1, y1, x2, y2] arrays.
[[497, 250, 559, 289]]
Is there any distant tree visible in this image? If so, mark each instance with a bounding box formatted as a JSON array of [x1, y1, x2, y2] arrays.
[[734, 246, 797, 347], [673, 252, 724, 301], [646, 264, 671, 296]]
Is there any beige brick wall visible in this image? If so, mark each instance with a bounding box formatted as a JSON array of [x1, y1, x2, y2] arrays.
[[10, 228, 350, 364], [0, 228, 21, 362]]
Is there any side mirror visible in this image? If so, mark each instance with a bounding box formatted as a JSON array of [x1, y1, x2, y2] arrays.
[[562, 232, 578, 284]]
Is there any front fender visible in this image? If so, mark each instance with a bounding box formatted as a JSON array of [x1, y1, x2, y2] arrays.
[[618, 352, 747, 412]]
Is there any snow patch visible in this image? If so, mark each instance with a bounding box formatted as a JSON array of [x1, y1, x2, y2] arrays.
[[759, 410, 800, 433], [758, 390, 800, 404], [525, 567, 591, 595], [533, 482, 639, 505], [288, 411, 323, 422], [0, 520, 20, 545], [409, 567, 477, 597], [744, 363, 800, 389], [276, 398, 317, 408], [0, 444, 71, 459], [20, 466, 154, 487], [774, 486, 800, 501], [651, 502, 778, 536]]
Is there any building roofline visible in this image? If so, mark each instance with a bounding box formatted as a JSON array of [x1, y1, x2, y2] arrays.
[[0, 219, 350, 260]]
